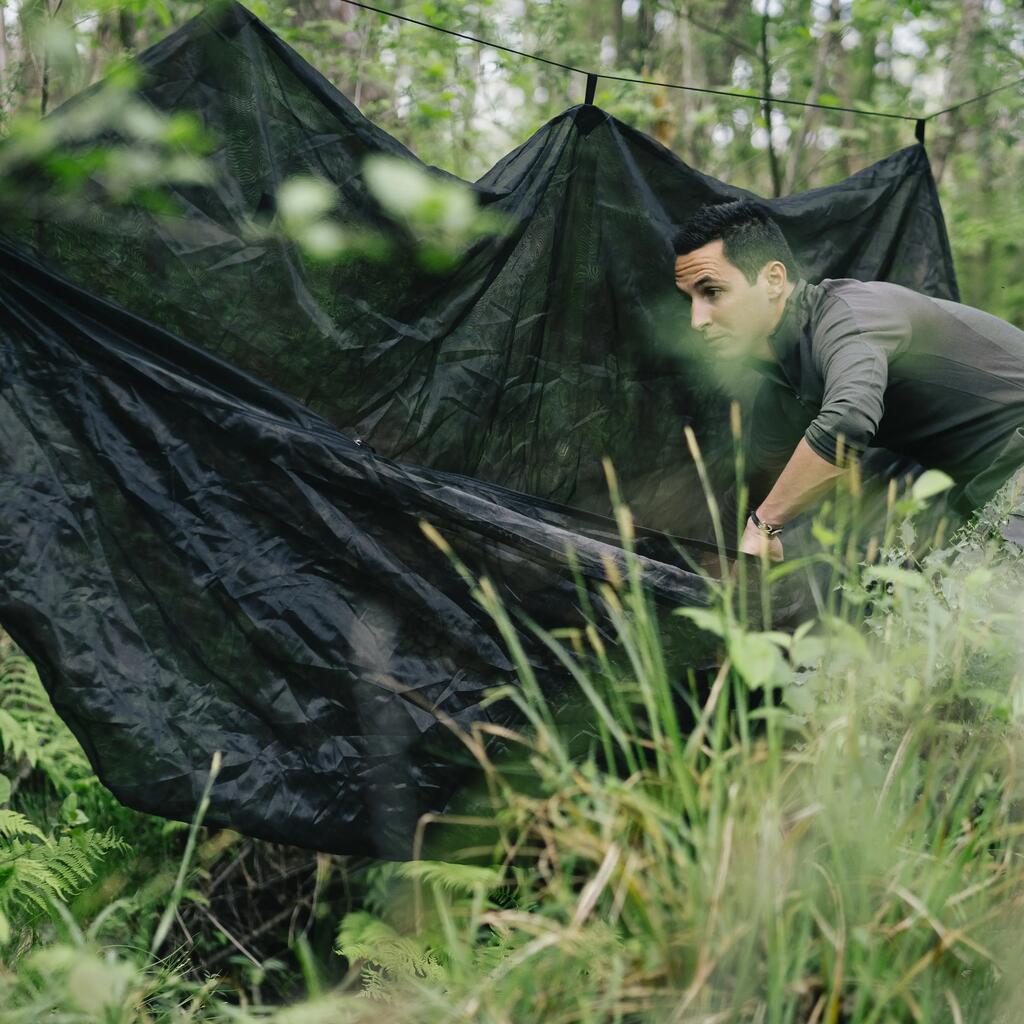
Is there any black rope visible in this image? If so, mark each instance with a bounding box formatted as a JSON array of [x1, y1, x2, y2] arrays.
[[923, 75, 1024, 120], [339, 0, 588, 75], [586, 72, 916, 122], [340, 0, 1023, 127]]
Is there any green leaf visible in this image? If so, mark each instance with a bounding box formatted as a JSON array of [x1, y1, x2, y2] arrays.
[[900, 518, 917, 549], [0, 775, 10, 806], [363, 155, 436, 218], [864, 565, 925, 591], [277, 175, 337, 225], [728, 631, 789, 689], [674, 607, 725, 638], [394, 860, 502, 893], [811, 519, 839, 547], [911, 469, 954, 503], [0, 808, 46, 840], [781, 682, 816, 715], [791, 635, 826, 668]]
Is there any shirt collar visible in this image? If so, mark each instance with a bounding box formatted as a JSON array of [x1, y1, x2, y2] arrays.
[[744, 278, 810, 391]]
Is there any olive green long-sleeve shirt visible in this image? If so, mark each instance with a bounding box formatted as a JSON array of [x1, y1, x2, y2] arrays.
[[747, 278, 1024, 515]]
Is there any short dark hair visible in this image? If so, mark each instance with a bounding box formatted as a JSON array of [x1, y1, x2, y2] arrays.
[[672, 199, 799, 285]]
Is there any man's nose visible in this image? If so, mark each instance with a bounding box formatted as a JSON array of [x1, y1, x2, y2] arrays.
[[691, 299, 711, 332]]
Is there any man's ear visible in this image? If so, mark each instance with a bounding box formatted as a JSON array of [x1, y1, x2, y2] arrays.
[[764, 260, 788, 299]]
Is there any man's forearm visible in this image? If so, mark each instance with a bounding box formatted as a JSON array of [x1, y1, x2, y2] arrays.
[[755, 437, 848, 525]]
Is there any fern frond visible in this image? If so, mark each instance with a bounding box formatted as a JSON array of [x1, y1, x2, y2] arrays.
[[362, 861, 404, 917], [0, 825, 128, 927], [336, 910, 445, 988], [393, 860, 503, 895], [40, 838, 96, 893], [0, 708, 38, 766], [0, 847, 66, 915], [359, 963, 394, 1003], [0, 809, 46, 841], [0, 643, 92, 790]]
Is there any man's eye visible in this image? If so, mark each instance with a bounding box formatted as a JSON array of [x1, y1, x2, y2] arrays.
[[705, 288, 722, 297]]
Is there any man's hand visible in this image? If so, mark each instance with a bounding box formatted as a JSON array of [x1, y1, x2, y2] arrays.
[[740, 516, 784, 562], [739, 437, 850, 563]]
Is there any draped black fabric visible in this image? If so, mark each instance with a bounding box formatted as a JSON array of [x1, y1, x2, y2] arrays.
[[0, 3, 958, 859]]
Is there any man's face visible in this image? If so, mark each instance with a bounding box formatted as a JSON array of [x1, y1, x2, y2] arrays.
[[674, 239, 777, 360]]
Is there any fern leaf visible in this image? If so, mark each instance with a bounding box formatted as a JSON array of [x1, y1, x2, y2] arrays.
[[0, 853, 65, 915], [0, 642, 92, 790], [359, 963, 394, 1003], [335, 910, 445, 987], [393, 860, 503, 895], [0, 809, 46, 841], [42, 838, 96, 893], [0, 824, 128, 929]]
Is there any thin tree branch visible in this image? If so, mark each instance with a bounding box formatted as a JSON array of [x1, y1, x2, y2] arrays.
[[759, 9, 781, 197]]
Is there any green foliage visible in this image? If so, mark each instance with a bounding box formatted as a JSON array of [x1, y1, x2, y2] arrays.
[[391, 859, 503, 895], [0, 640, 131, 941], [345, 459, 1024, 1021], [363, 154, 509, 269], [336, 911, 446, 1001], [0, 647, 91, 793], [0, 55, 211, 226], [0, 824, 126, 937], [271, 157, 508, 269]]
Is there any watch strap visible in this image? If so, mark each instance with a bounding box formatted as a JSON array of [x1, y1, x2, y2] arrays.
[[749, 508, 783, 537]]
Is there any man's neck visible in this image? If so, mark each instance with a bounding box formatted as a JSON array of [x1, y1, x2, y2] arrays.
[[755, 280, 798, 362]]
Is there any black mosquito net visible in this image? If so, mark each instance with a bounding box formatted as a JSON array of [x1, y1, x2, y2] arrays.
[[0, 2, 958, 859]]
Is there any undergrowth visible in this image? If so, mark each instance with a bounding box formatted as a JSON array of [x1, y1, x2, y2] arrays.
[[2, 434, 1024, 1024]]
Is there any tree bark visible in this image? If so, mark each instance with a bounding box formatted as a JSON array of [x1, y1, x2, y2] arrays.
[[782, 0, 840, 195], [0, 2, 9, 113], [118, 9, 136, 52], [930, 0, 985, 186], [611, 0, 623, 64], [759, 10, 782, 197]]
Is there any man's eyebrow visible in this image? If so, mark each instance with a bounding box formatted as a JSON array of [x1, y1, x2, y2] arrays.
[[692, 275, 722, 288]]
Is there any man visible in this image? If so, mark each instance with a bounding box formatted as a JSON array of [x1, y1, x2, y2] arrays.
[[673, 199, 1024, 560]]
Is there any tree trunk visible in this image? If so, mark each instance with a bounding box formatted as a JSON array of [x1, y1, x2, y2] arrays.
[[759, 10, 782, 197], [930, 0, 984, 185], [667, 9, 692, 157], [782, 0, 840, 195], [835, 49, 858, 179], [611, 0, 623, 64], [0, 2, 9, 111], [118, 9, 136, 53]]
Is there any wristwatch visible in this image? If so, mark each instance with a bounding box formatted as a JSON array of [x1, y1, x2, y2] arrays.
[[749, 508, 783, 537]]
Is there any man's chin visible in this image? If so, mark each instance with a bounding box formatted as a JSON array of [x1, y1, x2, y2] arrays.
[[712, 341, 745, 361]]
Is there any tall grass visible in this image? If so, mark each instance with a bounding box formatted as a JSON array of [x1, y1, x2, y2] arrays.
[[322, 439, 1024, 1024]]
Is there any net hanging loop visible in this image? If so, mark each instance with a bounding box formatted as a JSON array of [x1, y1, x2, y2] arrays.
[[584, 73, 598, 106]]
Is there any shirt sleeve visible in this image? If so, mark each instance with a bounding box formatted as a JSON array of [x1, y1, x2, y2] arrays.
[[804, 300, 896, 465]]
